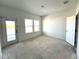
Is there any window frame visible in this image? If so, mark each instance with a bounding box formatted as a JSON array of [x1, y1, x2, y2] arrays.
[[34, 20, 40, 32], [25, 19, 33, 33], [25, 19, 40, 34]]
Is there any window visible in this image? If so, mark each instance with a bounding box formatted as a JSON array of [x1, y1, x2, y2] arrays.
[[25, 19, 40, 33], [34, 20, 40, 32], [25, 19, 33, 33]]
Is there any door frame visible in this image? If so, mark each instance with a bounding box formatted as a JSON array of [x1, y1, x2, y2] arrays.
[[0, 18, 2, 59], [74, 13, 79, 48], [1, 17, 18, 47]]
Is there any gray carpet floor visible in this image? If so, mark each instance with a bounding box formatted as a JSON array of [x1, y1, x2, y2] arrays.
[[2, 36, 76, 59]]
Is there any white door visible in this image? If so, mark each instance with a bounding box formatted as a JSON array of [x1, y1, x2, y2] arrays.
[[66, 16, 76, 46]]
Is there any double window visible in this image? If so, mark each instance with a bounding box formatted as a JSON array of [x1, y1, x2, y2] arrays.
[[25, 19, 40, 33]]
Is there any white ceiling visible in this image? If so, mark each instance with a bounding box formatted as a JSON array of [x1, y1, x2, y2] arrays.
[[0, 0, 78, 16]]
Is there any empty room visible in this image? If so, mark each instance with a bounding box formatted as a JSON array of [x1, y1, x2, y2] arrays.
[[0, 0, 79, 59]]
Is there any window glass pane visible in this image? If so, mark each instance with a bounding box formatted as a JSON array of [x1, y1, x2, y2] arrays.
[[34, 20, 40, 32], [25, 19, 32, 26], [34, 20, 39, 25], [7, 34, 15, 41], [25, 27, 33, 33], [6, 21, 16, 42], [34, 26, 39, 31], [25, 19, 33, 33]]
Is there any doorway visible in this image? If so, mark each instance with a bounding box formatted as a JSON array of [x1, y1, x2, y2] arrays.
[[1, 18, 18, 47], [66, 16, 76, 46]]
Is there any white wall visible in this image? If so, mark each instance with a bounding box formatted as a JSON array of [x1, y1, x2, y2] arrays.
[[43, 15, 66, 39], [0, 5, 42, 47], [76, 1, 79, 14], [0, 21, 2, 59], [43, 3, 76, 40]]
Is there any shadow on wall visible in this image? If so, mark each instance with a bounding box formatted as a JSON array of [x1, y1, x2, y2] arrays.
[[43, 16, 66, 40]]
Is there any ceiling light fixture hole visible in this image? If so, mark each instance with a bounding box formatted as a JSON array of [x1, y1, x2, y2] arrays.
[[64, 0, 69, 4], [41, 5, 45, 8]]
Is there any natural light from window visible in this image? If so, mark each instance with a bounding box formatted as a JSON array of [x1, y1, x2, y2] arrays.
[[6, 21, 16, 42], [25, 19, 33, 33], [34, 20, 40, 32]]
